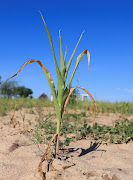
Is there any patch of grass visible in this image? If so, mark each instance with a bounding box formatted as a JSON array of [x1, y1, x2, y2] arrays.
[[0, 97, 133, 116], [0, 97, 54, 116], [95, 101, 133, 115], [67, 100, 133, 115]]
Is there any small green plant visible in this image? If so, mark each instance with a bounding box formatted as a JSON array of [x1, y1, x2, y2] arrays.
[[20, 111, 25, 129], [31, 126, 45, 144], [29, 109, 35, 114], [31, 106, 55, 145], [44, 120, 56, 134], [0, 12, 96, 157], [63, 134, 74, 146], [2, 107, 7, 116]]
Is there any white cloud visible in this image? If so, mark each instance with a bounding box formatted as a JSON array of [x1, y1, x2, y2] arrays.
[[117, 88, 133, 93]]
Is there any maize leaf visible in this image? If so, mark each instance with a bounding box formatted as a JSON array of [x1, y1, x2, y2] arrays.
[[64, 46, 67, 65], [65, 31, 85, 80], [39, 11, 64, 107], [59, 30, 65, 80], [67, 50, 90, 89]]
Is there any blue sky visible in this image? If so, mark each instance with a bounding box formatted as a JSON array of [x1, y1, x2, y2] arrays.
[[0, 0, 133, 101]]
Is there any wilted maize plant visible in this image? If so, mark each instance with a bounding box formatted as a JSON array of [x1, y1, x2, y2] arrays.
[[1, 12, 96, 176]]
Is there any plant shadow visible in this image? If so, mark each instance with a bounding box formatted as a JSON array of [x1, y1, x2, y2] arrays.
[[78, 141, 106, 157], [60, 141, 106, 158]]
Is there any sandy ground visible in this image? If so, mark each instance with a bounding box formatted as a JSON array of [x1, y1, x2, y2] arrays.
[[0, 107, 133, 180]]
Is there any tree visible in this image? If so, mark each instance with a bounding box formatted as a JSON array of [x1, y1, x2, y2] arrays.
[[0, 76, 33, 98], [1, 80, 18, 98], [16, 86, 33, 98]]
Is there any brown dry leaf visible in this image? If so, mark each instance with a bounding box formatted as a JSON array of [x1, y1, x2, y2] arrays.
[[0, 59, 56, 93], [83, 50, 90, 70], [62, 162, 75, 169], [61, 86, 97, 119], [38, 134, 57, 180], [46, 147, 53, 161]]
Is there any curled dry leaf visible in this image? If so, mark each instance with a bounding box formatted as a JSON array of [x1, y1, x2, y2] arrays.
[[0, 59, 56, 92], [61, 86, 97, 119], [83, 50, 90, 70]]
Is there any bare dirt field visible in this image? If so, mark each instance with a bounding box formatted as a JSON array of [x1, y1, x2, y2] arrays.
[[0, 107, 133, 180]]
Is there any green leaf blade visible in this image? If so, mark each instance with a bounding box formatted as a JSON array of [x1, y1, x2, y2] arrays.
[[39, 11, 65, 109], [64, 46, 67, 65], [59, 30, 65, 81], [39, 12, 64, 86], [65, 31, 85, 80], [67, 50, 90, 90]]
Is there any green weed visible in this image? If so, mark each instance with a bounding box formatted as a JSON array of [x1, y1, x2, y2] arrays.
[[31, 108, 133, 147], [77, 118, 133, 144]]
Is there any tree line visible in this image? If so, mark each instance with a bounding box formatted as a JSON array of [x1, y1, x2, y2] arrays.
[[0, 76, 33, 98]]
